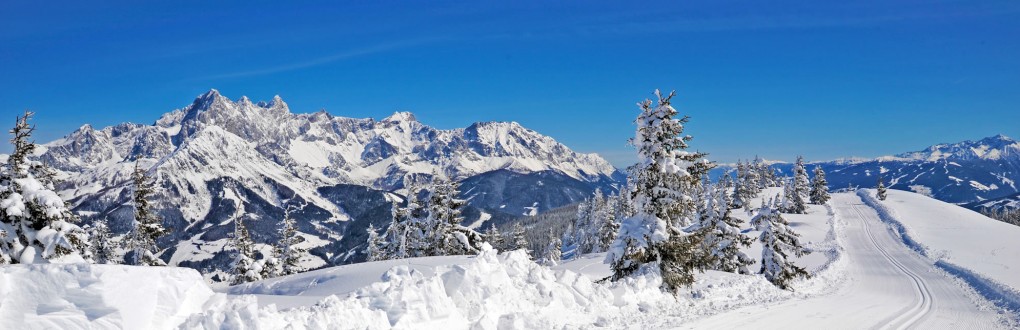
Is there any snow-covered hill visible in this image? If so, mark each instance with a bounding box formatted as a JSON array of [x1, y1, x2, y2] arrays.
[[33, 89, 623, 278]]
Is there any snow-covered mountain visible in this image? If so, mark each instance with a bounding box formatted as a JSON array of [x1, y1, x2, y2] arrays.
[[765, 134, 1020, 205], [35, 89, 623, 279]]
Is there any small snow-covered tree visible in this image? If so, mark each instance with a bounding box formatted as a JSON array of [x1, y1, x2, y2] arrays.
[[230, 214, 261, 285], [779, 178, 803, 213], [542, 232, 562, 266], [877, 177, 888, 201], [791, 155, 807, 198], [753, 196, 810, 290], [606, 90, 714, 294], [809, 166, 830, 205], [275, 202, 306, 276], [0, 111, 88, 264], [365, 223, 385, 262], [88, 221, 117, 264], [730, 166, 747, 210], [126, 162, 167, 266]]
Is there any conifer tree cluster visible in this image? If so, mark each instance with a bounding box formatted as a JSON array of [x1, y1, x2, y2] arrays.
[[781, 156, 810, 214], [126, 163, 168, 266], [694, 181, 754, 274], [0, 111, 89, 264], [605, 90, 715, 294], [566, 189, 629, 257], [732, 157, 780, 210], [751, 196, 811, 289], [371, 173, 488, 261]]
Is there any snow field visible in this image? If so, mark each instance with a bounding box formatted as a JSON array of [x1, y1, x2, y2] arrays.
[[858, 189, 1020, 315], [0, 264, 213, 329]]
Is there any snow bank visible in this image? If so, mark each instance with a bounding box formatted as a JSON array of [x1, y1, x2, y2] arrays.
[[0, 264, 214, 329], [858, 189, 1020, 314]]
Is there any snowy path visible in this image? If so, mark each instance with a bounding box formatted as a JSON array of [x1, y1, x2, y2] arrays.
[[681, 194, 1002, 329]]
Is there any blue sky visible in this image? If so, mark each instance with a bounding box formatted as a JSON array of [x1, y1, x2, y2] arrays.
[[2, 0, 1018, 167]]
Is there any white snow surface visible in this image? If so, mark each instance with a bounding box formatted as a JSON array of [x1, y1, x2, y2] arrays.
[[0, 264, 213, 329]]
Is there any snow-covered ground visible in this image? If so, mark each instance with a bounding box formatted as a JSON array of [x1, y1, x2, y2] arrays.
[[3, 190, 1019, 329]]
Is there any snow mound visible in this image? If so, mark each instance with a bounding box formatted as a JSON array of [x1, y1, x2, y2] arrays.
[[185, 245, 616, 329], [0, 264, 214, 329]]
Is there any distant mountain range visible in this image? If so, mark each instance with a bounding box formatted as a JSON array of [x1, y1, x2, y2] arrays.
[[753, 134, 1020, 207], [34, 89, 622, 279]]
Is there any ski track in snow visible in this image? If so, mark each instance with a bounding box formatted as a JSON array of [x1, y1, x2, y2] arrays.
[[682, 194, 1004, 329]]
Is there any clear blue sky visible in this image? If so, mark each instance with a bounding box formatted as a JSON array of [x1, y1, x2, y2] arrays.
[[2, 1, 1018, 167]]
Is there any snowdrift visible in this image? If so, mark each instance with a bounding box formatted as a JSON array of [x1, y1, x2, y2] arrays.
[[858, 189, 1020, 312], [0, 264, 213, 329]]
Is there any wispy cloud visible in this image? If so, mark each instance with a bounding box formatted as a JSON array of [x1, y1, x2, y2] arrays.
[[192, 37, 446, 81]]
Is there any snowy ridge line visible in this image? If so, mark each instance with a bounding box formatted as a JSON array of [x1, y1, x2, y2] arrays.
[[857, 190, 1020, 317]]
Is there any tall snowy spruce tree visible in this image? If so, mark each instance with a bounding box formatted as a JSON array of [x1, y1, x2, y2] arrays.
[[365, 223, 385, 262], [126, 162, 168, 266], [275, 202, 307, 276], [809, 166, 830, 205], [877, 177, 888, 201], [787, 156, 810, 214], [606, 90, 714, 294], [730, 164, 747, 210], [0, 111, 88, 264], [697, 183, 754, 274], [751, 196, 810, 290]]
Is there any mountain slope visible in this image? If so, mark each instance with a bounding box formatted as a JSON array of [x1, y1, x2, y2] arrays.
[[33, 89, 623, 279]]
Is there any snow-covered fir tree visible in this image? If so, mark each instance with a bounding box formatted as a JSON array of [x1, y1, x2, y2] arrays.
[[809, 166, 830, 205], [0, 111, 88, 264], [730, 165, 747, 210], [384, 179, 425, 259], [126, 162, 167, 266], [697, 183, 754, 274], [541, 232, 562, 266], [275, 202, 307, 276], [752, 156, 778, 188], [606, 90, 714, 294], [483, 224, 505, 251], [365, 223, 385, 262], [596, 194, 620, 253], [877, 176, 888, 201], [424, 174, 485, 256], [752, 196, 810, 290], [571, 194, 595, 254], [743, 159, 761, 192], [88, 221, 117, 264], [509, 222, 529, 253], [229, 214, 262, 285], [788, 156, 810, 214]]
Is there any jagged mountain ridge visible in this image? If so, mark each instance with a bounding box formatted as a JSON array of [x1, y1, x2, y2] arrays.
[[34, 89, 623, 279]]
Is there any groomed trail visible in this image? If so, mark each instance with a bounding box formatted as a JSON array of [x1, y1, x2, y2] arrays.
[[681, 193, 1002, 329]]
